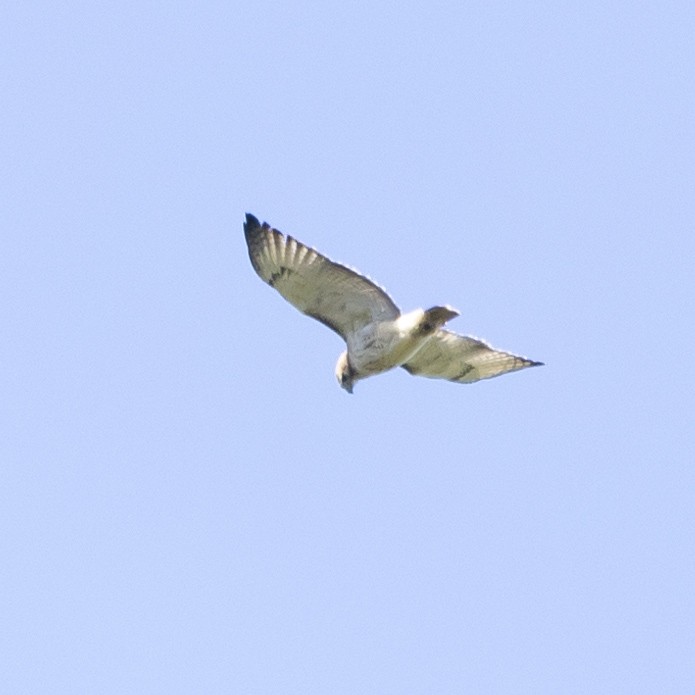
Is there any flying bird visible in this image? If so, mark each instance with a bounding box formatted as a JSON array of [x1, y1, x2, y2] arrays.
[[243, 213, 542, 393]]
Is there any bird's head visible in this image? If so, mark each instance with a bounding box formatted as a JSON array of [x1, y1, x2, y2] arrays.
[[335, 351, 355, 394]]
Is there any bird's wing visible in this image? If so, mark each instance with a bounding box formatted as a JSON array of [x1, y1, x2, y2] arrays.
[[402, 329, 542, 383], [244, 214, 400, 339]]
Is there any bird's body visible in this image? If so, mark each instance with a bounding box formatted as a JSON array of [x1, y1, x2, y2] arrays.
[[243, 213, 542, 393], [346, 307, 458, 374]]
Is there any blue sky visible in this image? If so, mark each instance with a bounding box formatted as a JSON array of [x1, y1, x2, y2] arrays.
[[3, 1, 694, 692]]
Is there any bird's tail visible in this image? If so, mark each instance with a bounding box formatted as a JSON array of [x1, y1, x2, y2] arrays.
[[424, 305, 460, 327], [417, 305, 459, 335]]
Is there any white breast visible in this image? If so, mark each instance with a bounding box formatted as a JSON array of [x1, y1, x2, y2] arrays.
[[347, 309, 431, 377]]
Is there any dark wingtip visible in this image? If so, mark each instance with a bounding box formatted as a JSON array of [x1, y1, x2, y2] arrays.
[[244, 213, 260, 232]]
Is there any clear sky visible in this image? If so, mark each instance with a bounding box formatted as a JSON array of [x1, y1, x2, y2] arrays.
[[3, 1, 694, 693]]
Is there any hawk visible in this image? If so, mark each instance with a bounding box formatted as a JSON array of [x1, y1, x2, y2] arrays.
[[244, 213, 542, 393]]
